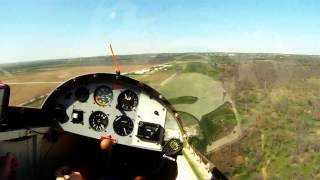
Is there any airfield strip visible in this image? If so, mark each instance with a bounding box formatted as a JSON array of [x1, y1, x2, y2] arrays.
[[160, 73, 177, 86]]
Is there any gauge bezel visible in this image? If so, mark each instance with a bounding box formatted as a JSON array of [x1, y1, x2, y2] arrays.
[[113, 115, 134, 136], [117, 89, 139, 111], [94, 85, 113, 106], [89, 111, 109, 131]]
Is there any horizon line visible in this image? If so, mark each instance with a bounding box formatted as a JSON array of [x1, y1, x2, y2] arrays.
[[1, 50, 320, 65]]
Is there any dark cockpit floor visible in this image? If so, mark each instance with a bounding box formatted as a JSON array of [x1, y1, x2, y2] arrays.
[[39, 133, 177, 180]]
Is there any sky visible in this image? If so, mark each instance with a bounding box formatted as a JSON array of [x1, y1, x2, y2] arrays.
[[1, 0, 320, 63]]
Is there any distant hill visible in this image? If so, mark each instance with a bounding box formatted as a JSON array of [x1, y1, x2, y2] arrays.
[[1, 52, 320, 73], [0, 53, 182, 73]]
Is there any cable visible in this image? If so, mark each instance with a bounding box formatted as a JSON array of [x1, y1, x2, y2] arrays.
[[25, 128, 47, 135], [6, 128, 47, 142], [42, 141, 55, 161]]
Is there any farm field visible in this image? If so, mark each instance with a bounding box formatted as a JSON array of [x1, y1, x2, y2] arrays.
[[158, 72, 228, 119], [2, 64, 159, 105], [2, 52, 320, 179]]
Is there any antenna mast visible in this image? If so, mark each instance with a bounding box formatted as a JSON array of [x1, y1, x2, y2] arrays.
[[109, 44, 121, 78]]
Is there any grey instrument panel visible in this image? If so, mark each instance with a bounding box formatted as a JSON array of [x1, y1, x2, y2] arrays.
[[53, 81, 167, 151]]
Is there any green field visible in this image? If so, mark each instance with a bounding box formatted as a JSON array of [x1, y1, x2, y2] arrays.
[[177, 111, 200, 126], [159, 72, 228, 119], [130, 61, 238, 156], [200, 102, 237, 142]]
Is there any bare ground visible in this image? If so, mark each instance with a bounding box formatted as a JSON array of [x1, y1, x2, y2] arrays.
[[2, 64, 158, 105]]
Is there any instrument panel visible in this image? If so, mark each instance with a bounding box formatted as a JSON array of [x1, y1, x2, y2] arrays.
[[43, 74, 173, 151]]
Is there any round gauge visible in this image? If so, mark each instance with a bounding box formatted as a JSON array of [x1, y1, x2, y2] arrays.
[[117, 90, 139, 111], [75, 87, 89, 102], [89, 111, 108, 131], [94, 86, 113, 106], [113, 116, 134, 136]]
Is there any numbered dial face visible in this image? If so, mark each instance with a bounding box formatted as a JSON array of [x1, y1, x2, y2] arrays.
[[113, 116, 134, 136], [94, 86, 113, 106], [89, 111, 108, 131], [117, 90, 139, 111]]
